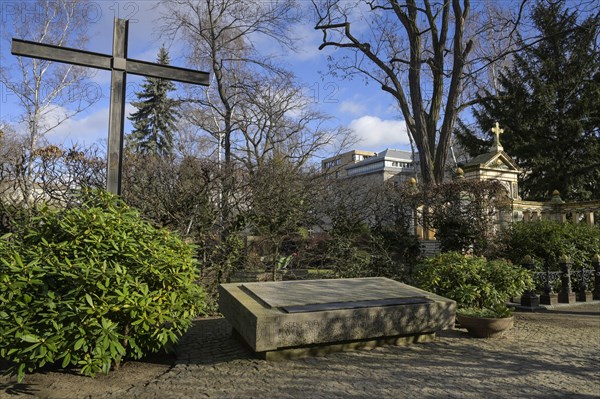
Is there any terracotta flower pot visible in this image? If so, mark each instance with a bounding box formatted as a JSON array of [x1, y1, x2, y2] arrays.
[[456, 314, 514, 338]]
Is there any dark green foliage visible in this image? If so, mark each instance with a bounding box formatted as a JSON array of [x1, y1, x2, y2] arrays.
[[128, 47, 181, 156], [495, 220, 600, 271], [198, 233, 245, 314], [247, 157, 318, 243], [0, 144, 105, 236], [457, 306, 513, 318], [456, 1, 600, 200], [324, 221, 420, 280], [123, 153, 219, 238], [311, 178, 421, 280], [0, 190, 204, 381], [422, 179, 505, 255], [413, 252, 534, 309]]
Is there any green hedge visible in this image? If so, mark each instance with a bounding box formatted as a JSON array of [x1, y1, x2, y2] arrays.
[[496, 221, 600, 270], [0, 190, 204, 381]]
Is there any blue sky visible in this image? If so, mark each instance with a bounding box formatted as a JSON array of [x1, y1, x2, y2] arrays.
[[0, 1, 411, 157]]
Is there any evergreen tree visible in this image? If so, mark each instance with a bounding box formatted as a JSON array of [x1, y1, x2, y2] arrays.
[[456, 1, 600, 201], [128, 47, 181, 156]]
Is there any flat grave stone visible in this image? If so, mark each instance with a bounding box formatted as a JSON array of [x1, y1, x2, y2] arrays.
[[219, 277, 456, 359]]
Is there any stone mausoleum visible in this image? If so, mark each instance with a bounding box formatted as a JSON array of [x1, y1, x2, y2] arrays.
[[321, 122, 598, 247]]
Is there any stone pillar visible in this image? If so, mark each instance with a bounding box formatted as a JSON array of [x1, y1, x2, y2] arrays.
[[523, 209, 531, 222], [572, 212, 579, 224], [520, 255, 540, 309], [426, 228, 436, 240], [531, 211, 539, 221], [576, 273, 593, 302], [559, 213, 567, 223], [558, 255, 575, 304], [585, 211, 594, 226], [540, 264, 558, 306], [415, 224, 424, 240], [593, 254, 600, 301]]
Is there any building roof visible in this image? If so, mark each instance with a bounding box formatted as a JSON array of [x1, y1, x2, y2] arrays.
[[321, 149, 377, 164], [462, 150, 520, 172], [346, 149, 413, 170], [378, 149, 413, 159]]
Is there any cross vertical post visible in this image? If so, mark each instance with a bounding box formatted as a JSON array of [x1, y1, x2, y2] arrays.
[[107, 18, 128, 195]]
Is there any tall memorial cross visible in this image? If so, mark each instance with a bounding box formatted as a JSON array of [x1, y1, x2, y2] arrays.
[[11, 18, 209, 195], [491, 121, 504, 152]]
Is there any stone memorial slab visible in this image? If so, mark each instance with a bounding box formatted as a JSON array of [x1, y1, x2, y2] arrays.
[[219, 277, 456, 359], [240, 278, 428, 308]]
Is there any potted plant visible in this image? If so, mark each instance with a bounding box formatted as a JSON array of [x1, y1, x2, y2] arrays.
[[413, 252, 534, 338], [455, 306, 515, 338]]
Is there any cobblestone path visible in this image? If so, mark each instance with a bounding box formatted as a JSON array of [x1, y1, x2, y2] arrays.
[[108, 305, 600, 399], [2, 304, 599, 399]]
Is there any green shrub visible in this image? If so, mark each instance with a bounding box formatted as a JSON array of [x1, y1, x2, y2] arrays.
[[496, 221, 600, 270], [458, 305, 513, 318], [413, 252, 534, 309], [197, 232, 245, 315], [324, 226, 419, 280], [0, 189, 204, 381]]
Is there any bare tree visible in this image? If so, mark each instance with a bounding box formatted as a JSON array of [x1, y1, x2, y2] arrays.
[[160, 0, 299, 224], [0, 128, 105, 233], [0, 0, 98, 201], [313, 0, 526, 184], [233, 72, 349, 172], [160, 0, 298, 164]]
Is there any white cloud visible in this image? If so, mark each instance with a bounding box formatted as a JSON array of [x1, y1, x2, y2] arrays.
[[339, 100, 365, 115], [43, 106, 109, 146], [44, 103, 136, 147], [348, 115, 410, 150], [286, 23, 323, 61]]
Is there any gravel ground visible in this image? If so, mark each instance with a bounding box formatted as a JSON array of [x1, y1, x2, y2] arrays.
[[1, 303, 599, 399]]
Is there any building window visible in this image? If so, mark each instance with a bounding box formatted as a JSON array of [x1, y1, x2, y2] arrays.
[[324, 158, 341, 169], [390, 161, 410, 168]]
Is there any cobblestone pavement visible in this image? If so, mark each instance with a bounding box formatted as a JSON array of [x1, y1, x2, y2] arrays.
[[2, 304, 599, 399]]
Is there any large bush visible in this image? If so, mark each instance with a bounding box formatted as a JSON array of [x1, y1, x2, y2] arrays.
[[413, 252, 533, 309], [0, 190, 204, 381], [324, 224, 420, 280], [422, 179, 506, 255], [495, 221, 600, 270]]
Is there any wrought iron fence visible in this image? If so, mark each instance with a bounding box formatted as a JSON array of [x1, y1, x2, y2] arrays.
[[527, 254, 600, 307]]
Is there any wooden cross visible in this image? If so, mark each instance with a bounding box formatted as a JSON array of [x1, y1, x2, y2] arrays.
[[11, 18, 209, 195], [491, 121, 504, 151]]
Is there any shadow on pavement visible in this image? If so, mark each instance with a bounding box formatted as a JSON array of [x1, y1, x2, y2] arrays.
[[174, 318, 255, 365]]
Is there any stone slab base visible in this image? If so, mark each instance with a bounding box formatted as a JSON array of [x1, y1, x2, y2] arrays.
[[219, 278, 455, 354], [520, 294, 540, 308], [540, 294, 559, 306], [576, 291, 593, 302], [256, 332, 436, 361], [558, 293, 576, 304]]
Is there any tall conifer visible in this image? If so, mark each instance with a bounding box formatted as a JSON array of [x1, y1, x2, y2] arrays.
[[128, 47, 181, 156], [456, 1, 599, 200]]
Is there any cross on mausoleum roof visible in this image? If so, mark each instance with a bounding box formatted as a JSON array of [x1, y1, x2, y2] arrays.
[[11, 18, 209, 195], [491, 121, 504, 152]]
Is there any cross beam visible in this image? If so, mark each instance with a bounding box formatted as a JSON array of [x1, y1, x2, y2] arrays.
[[11, 18, 209, 195]]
